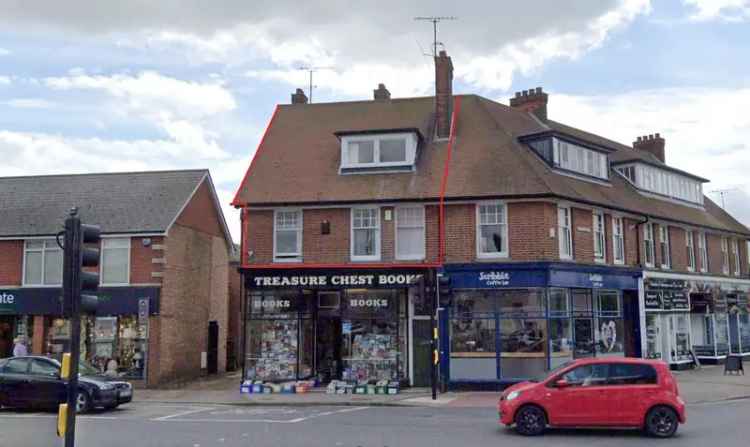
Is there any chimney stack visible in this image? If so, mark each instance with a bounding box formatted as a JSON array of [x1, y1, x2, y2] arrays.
[[291, 88, 308, 105], [435, 50, 454, 139], [633, 133, 666, 163], [373, 83, 391, 101], [510, 87, 548, 121]]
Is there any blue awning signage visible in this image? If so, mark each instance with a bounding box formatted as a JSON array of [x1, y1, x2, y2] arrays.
[[0, 287, 160, 316]]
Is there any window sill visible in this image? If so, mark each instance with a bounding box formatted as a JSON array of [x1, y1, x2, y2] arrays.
[[395, 256, 426, 262], [100, 283, 131, 287], [21, 284, 61, 288], [613, 260, 625, 266], [594, 257, 606, 264], [476, 253, 509, 260], [273, 257, 302, 263], [350, 257, 382, 262]]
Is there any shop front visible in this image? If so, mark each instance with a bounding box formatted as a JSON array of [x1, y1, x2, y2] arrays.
[[242, 268, 432, 386], [642, 278, 692, 368], [0, 286, 159, 380], [441, 262, 641, 389]]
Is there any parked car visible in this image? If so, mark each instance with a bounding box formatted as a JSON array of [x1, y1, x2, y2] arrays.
[[0, 356, 133, 413], [498, 357, 686, 438]]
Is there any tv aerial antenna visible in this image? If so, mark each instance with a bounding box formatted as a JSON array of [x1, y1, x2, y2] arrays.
[[414, 16, 457, 57], [298, 66, 334, 103], [709, 187, 740, 209]]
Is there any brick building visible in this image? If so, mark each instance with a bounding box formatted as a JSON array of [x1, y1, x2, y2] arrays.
[[233, 51, 750, 388], [0, 170, 233, 386]]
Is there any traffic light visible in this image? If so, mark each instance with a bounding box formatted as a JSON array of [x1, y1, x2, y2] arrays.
[[79, 223, 101, 314], [437, 274, 452, 307]]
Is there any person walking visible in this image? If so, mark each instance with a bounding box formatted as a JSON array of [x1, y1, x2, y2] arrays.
[[12, 336, 28, 357]]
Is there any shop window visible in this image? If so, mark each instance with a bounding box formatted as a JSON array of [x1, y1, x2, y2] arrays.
[[643, 223, 655, 267], [558, 206, 572, 260], [23, 240, 62, 286], [721, 237, 730, 275], [645, 314, 662, 359], [596, 291, 621, 318], [450, 318, 497, 379], [699, 232, 708, 272], [476, 202, 508, 258], [686, 230, 696, 272], [612, 217, 625, 265], [571, 289, 593, 315], [101, 238, 130, 285], [659, 226, 671, 269], [549, 319, 573, 369], [549, 289, 570, 318], [593, 212, 606, 263], [498, 289, 546, 318], [351, 207, 380, 261], [274, 209, 302, 261], [395, 206, 425, 260], [500, 318, 547, 378], [452, 292, 495, 317], [246, 319, 300, 381]]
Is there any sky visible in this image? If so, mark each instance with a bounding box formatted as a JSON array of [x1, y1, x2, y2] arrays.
[[0, 0, 749, 241]]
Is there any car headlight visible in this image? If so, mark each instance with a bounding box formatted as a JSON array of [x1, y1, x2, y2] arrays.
[[99, 383, 115, 391], [506, 391, 521, 401]]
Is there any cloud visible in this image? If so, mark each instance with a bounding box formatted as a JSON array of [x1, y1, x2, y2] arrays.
[[0, 76, 10, 85], [683, 0, 750, 21], [0, 130, 245, 240], [3, 98, 57, 109], [547, 86, 750, 226], [0, 48, 9, 56], [0, 1, 651, 92]]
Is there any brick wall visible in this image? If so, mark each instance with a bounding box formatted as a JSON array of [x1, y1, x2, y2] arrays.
[[245, 210, 274, 264], [624, 218, 639, 266], [209, 235, 229, 375], [706, 234, 724, 275], [444, 204, 475, 263], [0, 240, 23, 285], [669, 227, 688, 271], [302, 208, 349, 263], [130, 236, 164, 284], [227, 262, 242, 371], [509, 202, 557, 261], [571, 207, 594, 263], [175, 180, 225, 238], [425, 205, 439, 263]]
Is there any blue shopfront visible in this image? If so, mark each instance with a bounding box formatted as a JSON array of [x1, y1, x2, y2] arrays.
[[440, 262, 641, 390]]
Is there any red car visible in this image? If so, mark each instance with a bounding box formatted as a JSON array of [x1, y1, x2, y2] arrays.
[[498, 357, 686, 438]]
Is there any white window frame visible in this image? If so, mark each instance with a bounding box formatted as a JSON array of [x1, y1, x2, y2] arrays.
[[476, 202, 509, 259], [721, 237, 730, 275], [100, 237, 131, 286], [22, 239, 63, 287], [350, 207, 381, 261], [554, 138, 609, 180], [273, 209, 303, 262], [612, 216, 625, 265], [644, 223, 655, 268], [732, 239, 740, 276], [593, 211, 606, 263], [686, 230, 696, 272], [747, 240, 750, 275], [659, 225, 671, 269], [395, 206, 426, 261], [558, 206, 573, 260], [699, 232, 708, 273], [340, 133, 418, 170]]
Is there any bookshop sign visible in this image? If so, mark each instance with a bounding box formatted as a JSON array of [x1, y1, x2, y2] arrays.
[[245, 268, 425, 290]]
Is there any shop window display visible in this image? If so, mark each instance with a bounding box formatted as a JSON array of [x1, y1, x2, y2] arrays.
[[549, 289, 573, 368], [594, 291, 624, 356], [500, 318, 547, 378]]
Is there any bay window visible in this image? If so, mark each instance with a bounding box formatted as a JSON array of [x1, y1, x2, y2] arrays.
[[558, 206, 572, 260], [659, 225, 671, 269], [593, 212, 606, 263], [274, 210, 302, 261], [612, 217, 624, 265], [686, 230, 696, 272], [476, 202, 508, 258], [100, 238, 130, 285], [644, 223, 655, 267], [23, 240, 63, 286], [351, 207, 380, 261], [395, 206, 425, 260]]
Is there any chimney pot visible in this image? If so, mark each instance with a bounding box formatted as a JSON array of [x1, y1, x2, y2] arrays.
[[373, 83, 391, 101], [509, 86, 549, 121], [535, 87, 542, 94], [633, 132, 666, 163], [515, 91, 521, 98], [291, 88, 308, 104]]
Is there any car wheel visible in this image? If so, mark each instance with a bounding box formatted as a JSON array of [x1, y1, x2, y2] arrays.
[[645, 406, 679, 438], [514, 405, 547, 436], [75, 391, 91, 414]]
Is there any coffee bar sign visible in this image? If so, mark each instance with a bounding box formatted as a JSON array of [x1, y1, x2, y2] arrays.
[[248, 271, 421, 289], [0, 292, 16, 314]]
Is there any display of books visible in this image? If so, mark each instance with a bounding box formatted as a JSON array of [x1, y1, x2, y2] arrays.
[[343, 333, 399, 381], [247, 320, 298, 380]]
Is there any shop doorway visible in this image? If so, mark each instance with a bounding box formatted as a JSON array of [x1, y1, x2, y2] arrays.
[[412, 319, 432, 386], [316, 317, 342, 383], [0, 316, 13, 358]]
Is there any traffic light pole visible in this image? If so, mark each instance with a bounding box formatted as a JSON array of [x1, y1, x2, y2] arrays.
[[430, 269, 438, 401], [63, 210, 82, 447]]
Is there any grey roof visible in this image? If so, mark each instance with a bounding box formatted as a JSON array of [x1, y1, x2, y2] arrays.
[[0, 169, 209, 237]]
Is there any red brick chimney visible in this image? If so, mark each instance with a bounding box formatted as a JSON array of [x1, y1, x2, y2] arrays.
[[373, 83, 391, 101], [633, 133, 666, 163], [435, 50, 453, 139], [291, 88, 308, 105], [510, 87, 548, 121]]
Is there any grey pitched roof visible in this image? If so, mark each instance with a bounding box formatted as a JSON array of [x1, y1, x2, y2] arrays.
[[0, 169, 209, 237]]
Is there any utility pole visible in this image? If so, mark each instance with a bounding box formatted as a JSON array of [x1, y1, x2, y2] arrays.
[[298, 66, 333, 103], [414, 16, 457, 57]]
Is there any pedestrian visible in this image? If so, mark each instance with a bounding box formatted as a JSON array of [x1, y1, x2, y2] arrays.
[[13, 336, 28, 357]]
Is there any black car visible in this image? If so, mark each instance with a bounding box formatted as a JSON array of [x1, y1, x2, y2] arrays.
[[0, 356, 133, 413]]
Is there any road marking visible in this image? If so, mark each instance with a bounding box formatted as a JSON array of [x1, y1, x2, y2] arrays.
[[151, 406, 215, 421], [157, 406, 370, 424]]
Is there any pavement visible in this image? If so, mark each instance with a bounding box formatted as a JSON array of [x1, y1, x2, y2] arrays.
[[134, 364, 750, 408]]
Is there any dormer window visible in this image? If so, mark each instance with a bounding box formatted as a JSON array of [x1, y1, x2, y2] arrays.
[[614, 162, 704, 205], [521, 132, 611, 182], [338, 130, 418, 173]]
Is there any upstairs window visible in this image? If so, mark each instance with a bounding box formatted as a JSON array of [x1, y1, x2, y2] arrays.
[[659, 225, 671, 269], [644, 223, 655, 268], [747, 241, 750, 275], [395, 206, 425, 260], [101, 238, 130, 285], [558, 206, 572, 260], [351, 207, 380, 261], [732, 239, 740, 276], [698, 232, 708, 272], [553, 138, 608, 180], [274, 210, 302, 262], [612, 217, 625, 265], [629, 163, 703, 205], [23, 240, 62, 286], [340, 132, 418, 171], [686, 230, 696, 272], [476, 203, 508, 258], [593, 212, 606, 263], [721, 237, 730, 275]]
